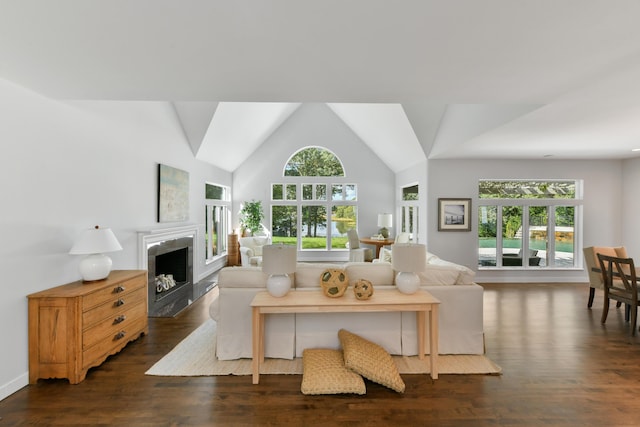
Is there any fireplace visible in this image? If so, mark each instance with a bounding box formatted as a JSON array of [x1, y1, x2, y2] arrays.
[[138, 226, 197, 317]]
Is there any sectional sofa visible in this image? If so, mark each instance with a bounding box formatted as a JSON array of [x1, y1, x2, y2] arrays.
[[209, 255, 484, 360]]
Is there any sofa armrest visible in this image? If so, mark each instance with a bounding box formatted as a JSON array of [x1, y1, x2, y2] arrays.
[[239, 246, 254, 257]]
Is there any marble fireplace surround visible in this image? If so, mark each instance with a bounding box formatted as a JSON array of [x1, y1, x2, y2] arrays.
[[138, 225, 198, 317]]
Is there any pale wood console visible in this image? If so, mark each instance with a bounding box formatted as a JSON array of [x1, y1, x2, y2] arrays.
[[28, 270, 148, 384], [251, 289, 440, 384]]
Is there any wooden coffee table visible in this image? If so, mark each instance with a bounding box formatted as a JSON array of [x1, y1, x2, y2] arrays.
[[250, 289, 440, 384]]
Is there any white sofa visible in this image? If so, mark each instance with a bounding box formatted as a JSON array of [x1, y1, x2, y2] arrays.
[[238, 236, 270, 266], [210, 257, 484, 360]]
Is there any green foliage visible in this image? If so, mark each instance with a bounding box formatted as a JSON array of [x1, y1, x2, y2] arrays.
[[271, 236, 348, 249], [302, 206, 326, 237], [555, 206, 575, 226], [332, 205, 356, 235], [502, 206, 522, 239], [285, 147, 344, 177], [272, 205, 297, 237], [239, 200, 264, 235], [479, 180, 576, 199]]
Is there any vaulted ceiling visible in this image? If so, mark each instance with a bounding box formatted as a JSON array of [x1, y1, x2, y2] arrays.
[[3, 1, 640, 172]]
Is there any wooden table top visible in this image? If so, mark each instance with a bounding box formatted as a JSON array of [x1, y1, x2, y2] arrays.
[[251, 289, 440, 312]]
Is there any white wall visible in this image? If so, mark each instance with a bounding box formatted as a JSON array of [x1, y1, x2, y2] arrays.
[[0, 78, 231, 400], [427, 159, 623, 283], [233, 103, 396, 261], [622, 158, 640, 257]]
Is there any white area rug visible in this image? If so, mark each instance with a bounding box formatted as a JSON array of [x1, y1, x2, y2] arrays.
[[146, 319, 502, 376]]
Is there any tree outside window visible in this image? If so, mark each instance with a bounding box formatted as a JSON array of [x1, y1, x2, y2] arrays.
[[272, 147, 355, 251]]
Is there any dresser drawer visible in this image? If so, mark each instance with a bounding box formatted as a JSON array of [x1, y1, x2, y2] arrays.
[[82, 316, 147, 370], [82, 274, 147, 310], [82, 286, 146, 328], [82, 301, 147, 351]]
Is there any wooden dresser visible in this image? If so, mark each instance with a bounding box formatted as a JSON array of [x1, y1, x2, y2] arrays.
[[28, 270, 148, 384]]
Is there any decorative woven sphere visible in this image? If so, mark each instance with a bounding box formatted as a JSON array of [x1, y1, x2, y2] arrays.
[[353, 278, 374, 300], [320, 269, 349, 297]]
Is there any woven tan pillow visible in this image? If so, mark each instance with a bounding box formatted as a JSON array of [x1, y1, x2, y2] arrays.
[[301, 349, 366, 395], [338, 329, 405, 393]]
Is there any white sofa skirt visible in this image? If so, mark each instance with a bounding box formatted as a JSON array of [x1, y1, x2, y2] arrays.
[[401, 284, 485, 355], [295, 311, 402, 357], [213, 268, 296, 360]]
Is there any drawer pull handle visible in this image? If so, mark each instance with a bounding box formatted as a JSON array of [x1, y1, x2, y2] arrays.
[[113, 315, 126, 325], [114, 285, 126, 293], [115, 331, 126, 340], [115, 299, 125, 307]]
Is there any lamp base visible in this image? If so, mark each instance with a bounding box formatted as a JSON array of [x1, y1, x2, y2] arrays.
[[395, 271, 420, 294], [79, 253, 113, 282], [378, 227, 389, 238], [266, 274, 292, 297]]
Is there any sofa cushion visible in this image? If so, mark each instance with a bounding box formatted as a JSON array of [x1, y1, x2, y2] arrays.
[[217, 266, 267, 289], [295, 263, 343, 288], [379, 247, 393, 263], [345, 262, 394, 286], [301, 349, 366, 395], [424, 256, 476, 285], [338, 329, 405, 393]]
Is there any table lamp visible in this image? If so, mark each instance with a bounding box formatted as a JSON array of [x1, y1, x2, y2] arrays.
[[262, 244, 297, 297], [378, 213, 393, 238], [391, 243, 426, 294], [69, 225, 123, 282]]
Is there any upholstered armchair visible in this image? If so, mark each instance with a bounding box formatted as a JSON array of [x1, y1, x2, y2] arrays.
[[395, 232, 410, 244], [238, 236, 271, 266], [583, 246, 628, 308], [346, 229, 373, 262]]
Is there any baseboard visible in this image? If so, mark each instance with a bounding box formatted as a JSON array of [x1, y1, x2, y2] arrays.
[[0, 372, 28, 402]]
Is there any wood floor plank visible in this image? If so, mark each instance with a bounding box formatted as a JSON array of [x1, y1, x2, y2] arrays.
[[3, 282, 640, 426]]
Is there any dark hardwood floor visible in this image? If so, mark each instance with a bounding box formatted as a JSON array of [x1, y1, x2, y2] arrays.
[[3, 282, 640, 426]]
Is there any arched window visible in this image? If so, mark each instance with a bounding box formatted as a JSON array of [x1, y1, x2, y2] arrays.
[[284, 147, 345, 177], [271, 147, 357, 256]]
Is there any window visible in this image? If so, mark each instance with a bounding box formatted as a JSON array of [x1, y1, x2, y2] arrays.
[[400, 184, 419, 242], [205, 183, 230, 262], [271, 147, 356, 251], [478, 180, 581, 269]]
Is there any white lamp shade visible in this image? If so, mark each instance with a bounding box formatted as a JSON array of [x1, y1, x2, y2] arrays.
[[262, 245, 297, 275], [69, 227, 123, 254], [391, 244, 426, 273], [70, 226, 122, 282], [377, 213, 393, 228]]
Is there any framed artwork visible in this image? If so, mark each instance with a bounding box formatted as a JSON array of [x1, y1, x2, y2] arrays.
[[438, 198, 471, 231], [158, 164, 190, 222]]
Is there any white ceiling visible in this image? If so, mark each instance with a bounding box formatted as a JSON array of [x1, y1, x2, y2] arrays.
[[2, 0, 640, 172]]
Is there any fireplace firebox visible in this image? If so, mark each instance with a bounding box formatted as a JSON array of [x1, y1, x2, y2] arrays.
[[147, 235, 194, 317]]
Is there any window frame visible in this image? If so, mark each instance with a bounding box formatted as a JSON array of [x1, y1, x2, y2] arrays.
[[205, 182, 231, 264], [477, 179, 583, 270], [270, 181, 358, 251]]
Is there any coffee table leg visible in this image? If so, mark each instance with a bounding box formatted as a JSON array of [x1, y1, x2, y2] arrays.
[[252, 307, 261, 384], [429, 305, 439, 380]]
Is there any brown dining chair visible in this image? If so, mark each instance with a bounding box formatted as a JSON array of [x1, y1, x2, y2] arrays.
[[597, 254, 639, 337], [583, 246, 628, 308]]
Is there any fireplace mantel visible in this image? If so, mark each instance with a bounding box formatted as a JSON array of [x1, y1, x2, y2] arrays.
[[137, 225, 198, 271]]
